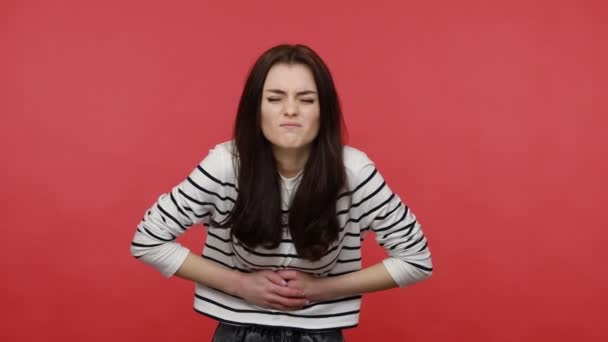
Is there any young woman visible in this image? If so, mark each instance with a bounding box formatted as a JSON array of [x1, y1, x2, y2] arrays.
[[131, 44, 433, 341]]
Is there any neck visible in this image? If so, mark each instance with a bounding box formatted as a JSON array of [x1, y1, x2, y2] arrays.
[[272, 145, 310, 178]]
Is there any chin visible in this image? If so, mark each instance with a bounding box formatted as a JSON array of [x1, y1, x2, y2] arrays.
[[273, 140, 310, 151], [276, 144, 303, 150]]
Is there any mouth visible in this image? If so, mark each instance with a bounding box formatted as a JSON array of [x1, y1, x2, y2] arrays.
[[280, 124, 302, 127]]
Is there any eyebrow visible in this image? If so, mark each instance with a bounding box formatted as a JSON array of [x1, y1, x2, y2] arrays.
[[265, 89, 317, 96]]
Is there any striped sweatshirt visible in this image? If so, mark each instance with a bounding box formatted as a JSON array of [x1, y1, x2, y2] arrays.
[[130, 140, 433, 330]]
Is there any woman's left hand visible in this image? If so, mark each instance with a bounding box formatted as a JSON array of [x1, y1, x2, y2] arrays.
[[276, 270, 328, 303]]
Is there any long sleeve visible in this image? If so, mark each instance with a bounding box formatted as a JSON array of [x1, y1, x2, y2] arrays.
[[130, 144, 236, 277], [352, 163, 433, 287]]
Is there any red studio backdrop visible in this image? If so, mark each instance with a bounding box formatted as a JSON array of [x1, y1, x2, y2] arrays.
[[2, 1, 607, 341]]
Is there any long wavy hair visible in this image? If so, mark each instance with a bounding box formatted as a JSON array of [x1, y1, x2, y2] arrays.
[[218, 44, 347, 261]]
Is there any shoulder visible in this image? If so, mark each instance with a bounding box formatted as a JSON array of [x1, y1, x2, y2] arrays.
[[197, 140, 237, 179], [343, 145, 377, 188], [202, 139, 236, 161], [209, 140, 236, 159], [343, 145, 375, 173]]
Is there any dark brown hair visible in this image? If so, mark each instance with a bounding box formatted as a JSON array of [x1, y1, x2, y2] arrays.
[[219, 44, 347, 261]]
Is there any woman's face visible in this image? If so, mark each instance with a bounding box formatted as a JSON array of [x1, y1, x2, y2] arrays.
[[260, 63, 320, 154]]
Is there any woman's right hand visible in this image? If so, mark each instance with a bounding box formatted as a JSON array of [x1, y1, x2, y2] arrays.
[[235, 270, 309, 311]]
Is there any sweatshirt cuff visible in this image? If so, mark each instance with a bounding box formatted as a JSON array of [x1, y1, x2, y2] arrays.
[[161, 245, 190, 278]]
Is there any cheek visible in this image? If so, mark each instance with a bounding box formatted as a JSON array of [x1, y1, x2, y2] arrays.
[[260, 106, 275, 128], [261, 115, 285, 145], [261, 123, 275, 141], [309, 110, 321, 135]]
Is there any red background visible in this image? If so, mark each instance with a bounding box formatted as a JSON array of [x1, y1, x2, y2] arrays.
[[2, 1, 607, 341]]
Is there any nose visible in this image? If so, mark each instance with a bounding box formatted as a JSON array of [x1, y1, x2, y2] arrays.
[[283, 99, 298, 116]]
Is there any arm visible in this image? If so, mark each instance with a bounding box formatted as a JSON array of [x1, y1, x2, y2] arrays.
[[130, 145, 307, 309], [279, 262, 398, 302], [175, 252, 308, 310], [321, 262, 398, 297], [280, 163, 433, 301], [174, 252, 243, 296], [130, 146, 230, 276], [354, 163, 433, 288]]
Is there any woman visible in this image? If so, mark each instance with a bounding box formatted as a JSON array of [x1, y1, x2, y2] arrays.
[[131, 44, 433, 341]]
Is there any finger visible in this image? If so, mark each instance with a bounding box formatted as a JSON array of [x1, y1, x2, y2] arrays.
[[271, 283, 305, 298], [268, 295, 308, 309], [264, 271, 288, 287], [277, 270, 298, 280], [285, 281, 304, 291]]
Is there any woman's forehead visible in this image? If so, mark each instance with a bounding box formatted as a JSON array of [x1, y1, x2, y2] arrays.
[[263, 63, 317, 91]]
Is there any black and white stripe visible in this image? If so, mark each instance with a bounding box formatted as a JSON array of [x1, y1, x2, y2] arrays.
[[131, 141, 433, 330]]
